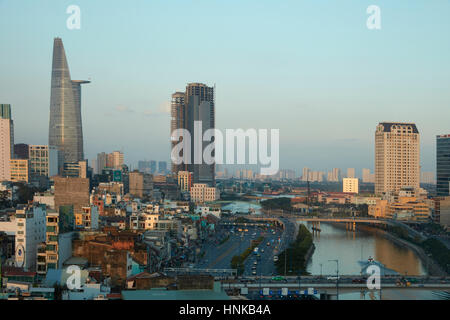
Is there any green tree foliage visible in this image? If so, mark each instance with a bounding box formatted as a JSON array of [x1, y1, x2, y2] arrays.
[[260, 197, 292, 211], [275, 224, 313, 275]]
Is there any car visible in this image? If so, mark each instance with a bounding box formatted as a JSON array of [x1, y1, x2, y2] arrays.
[[352, 278, 365, 284], [273, 256, 278, 262], [267, 242, 270, 246], [261, 249, 265, 253], [327, 276, 339, 281], [253, 261, 258, 265], [252, 271, 257, 275], [272, 276, 287, 282]]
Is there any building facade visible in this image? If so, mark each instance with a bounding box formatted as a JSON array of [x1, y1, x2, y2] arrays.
[[171, 83, 215, 186], [14, 205, 47, 271], [190, 183, 220, 203], [436, 134, 450, 196], [375, 122, 420, 195], [54, 176, 90, 213], [28, 145, 59, 178], [0, 104, 14, 181], [177, 171, 193, 192], [343, 178, 359, 193], [129, 171, 153, 198], [49, 38, 89, 172], [9, 159, 29, 183]]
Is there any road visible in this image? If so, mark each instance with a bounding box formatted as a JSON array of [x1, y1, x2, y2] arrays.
[[195, 217, 298, 276]]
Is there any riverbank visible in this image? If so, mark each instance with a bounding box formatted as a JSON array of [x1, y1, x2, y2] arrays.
[[357, 224, 447, 277], [275, 224, 314, 275]]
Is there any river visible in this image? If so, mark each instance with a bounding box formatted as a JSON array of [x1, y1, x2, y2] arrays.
[[300, 221, 427, 276]]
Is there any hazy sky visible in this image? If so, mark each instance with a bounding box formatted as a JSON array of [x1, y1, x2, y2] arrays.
[[1, 0, 449, 176]]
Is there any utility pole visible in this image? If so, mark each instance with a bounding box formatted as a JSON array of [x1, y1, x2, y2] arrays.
[[329, 259, 339, 300]]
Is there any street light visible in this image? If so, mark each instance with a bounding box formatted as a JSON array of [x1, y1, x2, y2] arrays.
[[328, 259, 339, 300]]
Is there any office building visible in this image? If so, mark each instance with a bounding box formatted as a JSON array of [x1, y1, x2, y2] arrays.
[[29, 145, 59, 178], [437, 134, 450, 196], [63, 160, 87, 178], [49, 38, 89, 171], [9, 159, 29, 183], [375, 122, 420, 195], [343, 178, 359, 193], [0, 104, 14, 181]]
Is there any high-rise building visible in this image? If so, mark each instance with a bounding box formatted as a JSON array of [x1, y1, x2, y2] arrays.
[[14, 143, 29, 159], [138, 160, 151, 173], [158, 161, 167, 174], [346, 168, 355, 179], [375, 122, 420, 195], [343, 178, 359, 193], [49, 38, 89, 172], [437, 134, 450, 196], [0, 104, 13, 181], [302, 167, 310, 181], [171, 83, 215, 186], [171, 92, 186, 174], [63, 160, 88, 178], [327, 168, 341, 182], [178, 171, 193, 192], [106, 151, 124, 169], [28, 145, 59, 178], [420, 171, 436, 185], [362, 168, 375, 183], [95, 151, 123, 174]]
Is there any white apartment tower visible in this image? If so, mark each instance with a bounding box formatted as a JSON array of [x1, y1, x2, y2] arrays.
[[375, 122, 420, 195]]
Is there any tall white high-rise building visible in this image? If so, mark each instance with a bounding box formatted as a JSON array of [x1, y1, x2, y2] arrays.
[[375, 122, 420, 194]]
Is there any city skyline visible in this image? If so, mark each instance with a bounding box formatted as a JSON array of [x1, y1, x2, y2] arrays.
[[1, 1, 450, 172]]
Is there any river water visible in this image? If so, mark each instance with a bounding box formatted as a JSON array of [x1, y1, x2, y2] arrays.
[[300, 221, 427, 276]]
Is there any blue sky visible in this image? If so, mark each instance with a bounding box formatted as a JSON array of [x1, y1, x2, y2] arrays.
[[1, 0, 449, 175]]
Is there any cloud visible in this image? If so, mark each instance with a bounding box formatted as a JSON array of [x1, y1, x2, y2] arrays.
[[142, 101, 170, 117], [115, 105, 134, 113]]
